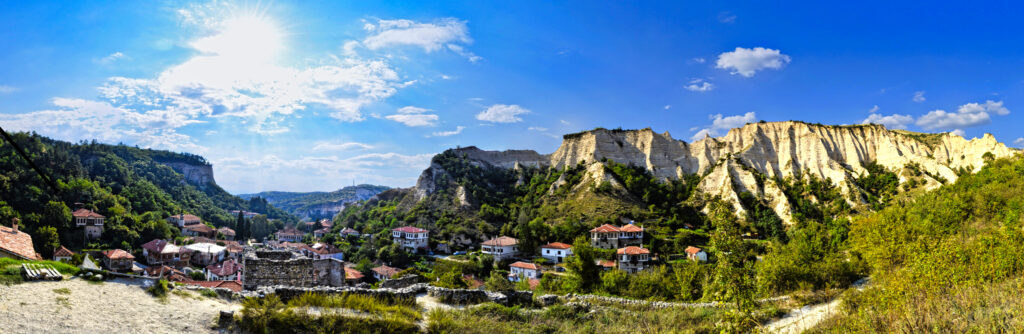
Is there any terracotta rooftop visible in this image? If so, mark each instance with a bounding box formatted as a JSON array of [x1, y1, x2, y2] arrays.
[[0, 225, 40, 260], [143, 265, 182, 277], [371, 265, 401, 278], [102, 249, 135, 260], [482, 236, 518, 247], [344, 267, 364, 280], [541, 242, 572, 250], [590, 224, 620, 233], [217, 227, 235, 236], [53, 245, 75, 258], [184, 224, 215, 233], [276, 227, 303, 236], [596, 259, 616, 268], [169, 214, 201, 222], [392, 226, 428, 233], [142, 239, 177, 254], [619, 224, 644, 233], [206, 259, 241, 277], [510, 261, 541, 271], [71, 208, 104, 218], [685, 246, 703, 255], [312, 243, 341, 255], [616, 246, 650, 255], [340, 228, 359, 234], [180, 280, 243, 292]]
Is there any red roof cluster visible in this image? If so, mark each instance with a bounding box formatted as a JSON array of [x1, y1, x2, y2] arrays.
[[53, 245, 75, 258], [482, 236, 518, 247], [590, 223, 644, 233], [185, 224, 215, 233], [392, 226, 427, 233], [619, 224, 644, 233], [596, 259, 616, 268], [0, 225, 40, 260], [206, 259, 241, 277], [372, 265, 401, 278], [102, 249, 135, 260], [541, 242, 572, 249], [616, 246, 650, 255], [72, 208, 104, 218], [344, 267, 364, 280]]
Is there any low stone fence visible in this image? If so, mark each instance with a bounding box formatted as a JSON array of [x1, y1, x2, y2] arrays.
[[259, 283, 535, 307], [380, 274, 423, 289], [562, 293, 719, 309]]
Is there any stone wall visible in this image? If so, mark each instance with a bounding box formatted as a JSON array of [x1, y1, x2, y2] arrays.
[[243, 252, 345, 290], [379, 274, 423, 289], [260, 283, 534, 307]]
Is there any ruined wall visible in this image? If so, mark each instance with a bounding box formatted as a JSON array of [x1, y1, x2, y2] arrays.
[[243, 251, 345, 290]]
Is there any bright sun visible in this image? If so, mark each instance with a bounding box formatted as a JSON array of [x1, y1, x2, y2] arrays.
[[192, 15, 284, 64]]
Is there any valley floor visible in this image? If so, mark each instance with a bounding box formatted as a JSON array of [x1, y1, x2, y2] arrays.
[[0, 278, 240, 334]]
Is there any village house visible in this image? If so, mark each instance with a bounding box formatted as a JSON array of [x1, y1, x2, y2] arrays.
[[596, 259, 616, 271], [344, 266, 364, 286], [72, 208, 105, 240], [508, 261, 541, 282], [205, 259, 242, 281], [371, 265, 400, 281], [184, 243, 226, 266], [101, 249, 135, 272], [229, 210, 258, 219], [143, 265, 184, 279], [141, 239, 191, 267], [391, 226, 429, 251], [275, 227, 304, 242], [685, 246, 708, 262], [166, 214, 201, 228], [589, 222, 644, 249], [540, 242, 573, 263], [312, 243, 344, 261], [616, 246, 651, 274], [217, 227, 236, 240], [339, 227, 360, 237], [0, 220, 40, 260], [319, 219, 332, 229], [183, 224, 216, 238], [313, 227, 330, 239], [481, 236, 519, 261], [225, 243, 245, 260], [53, 245, 75, 262]]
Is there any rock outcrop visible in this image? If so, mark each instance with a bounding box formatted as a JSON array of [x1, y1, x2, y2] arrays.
[[410, 122, 1016, 224], [160, 161, 216, 186]]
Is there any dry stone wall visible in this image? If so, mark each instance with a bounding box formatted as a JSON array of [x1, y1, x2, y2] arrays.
[[243, 251, 345, 290]]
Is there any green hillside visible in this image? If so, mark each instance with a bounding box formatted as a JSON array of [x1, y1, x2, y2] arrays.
[[0, 132, 295, 256]]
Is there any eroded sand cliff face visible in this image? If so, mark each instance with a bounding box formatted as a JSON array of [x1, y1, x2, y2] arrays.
[[413, 122, 1016, 224]]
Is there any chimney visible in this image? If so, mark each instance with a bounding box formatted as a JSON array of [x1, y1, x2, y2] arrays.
[[11, 218, 19, 232]]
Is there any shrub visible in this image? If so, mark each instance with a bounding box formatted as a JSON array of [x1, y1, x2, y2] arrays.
[[146, 279, 170, 298]]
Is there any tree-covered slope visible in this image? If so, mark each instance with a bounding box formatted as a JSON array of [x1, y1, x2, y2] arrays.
[[0, 132, 295, 255], [240, 184, 388, 220]]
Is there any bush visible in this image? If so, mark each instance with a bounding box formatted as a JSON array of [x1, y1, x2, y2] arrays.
[[147, 279, 170, 298]]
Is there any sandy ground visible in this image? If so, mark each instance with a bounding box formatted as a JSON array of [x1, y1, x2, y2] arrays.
[[764, 278, 869, 334], [0, 277, 241, 334]]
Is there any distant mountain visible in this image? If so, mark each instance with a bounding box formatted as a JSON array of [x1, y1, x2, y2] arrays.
[[240, 184, 389, 220]]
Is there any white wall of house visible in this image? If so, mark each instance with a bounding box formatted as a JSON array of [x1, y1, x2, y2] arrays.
[[541, 247, 572, 263], [482, 245, 518, 261], [509, 267, 540, 281]]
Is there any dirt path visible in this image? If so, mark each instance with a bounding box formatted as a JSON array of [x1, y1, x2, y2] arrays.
[[764, 278, 869, 334], [0, 277, 240, 334]]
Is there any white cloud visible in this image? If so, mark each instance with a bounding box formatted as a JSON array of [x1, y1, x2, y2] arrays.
[[869, 105, 879, 113], [528, 126, 548, 132], [716, 47, 790, 77], [950, 129, 966, 137], [429, 126, 465, 137], [912, 91, 926, 103], [916, 100, 1009, 130], [0, 85, 18, 94], [385, 106, 439, 127], [311, 141, 373, 151], [97, 52, 126, 64], [718, 12, 737, 23], [362, 18, 479, 61], [861, 113, 914, 129], [692, 57, 706, 64], [664, 105, 671, 110], [1014, 138, 1024, 147], [213, 152, 433, 192], [685, 79, 714, 92], [690, 112, 757, 141], [476, 104, 530, 123], [958, 100, 1009, 116]]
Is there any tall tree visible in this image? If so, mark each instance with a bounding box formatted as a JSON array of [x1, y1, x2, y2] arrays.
[[705, 200, 758, 332], [236, 211, 247, 241], [564, 235, 601, 292]]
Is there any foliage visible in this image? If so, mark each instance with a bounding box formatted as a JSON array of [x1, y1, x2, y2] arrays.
[[853, 161, 900, 210], [146, 279, 169, 298], [239, 293, 420, 334], [485, 271, 514, 292], [563, 235, 601, 293]]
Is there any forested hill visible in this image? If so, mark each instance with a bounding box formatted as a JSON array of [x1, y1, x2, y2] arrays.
[[0, 132, 296, 256], [240, 184, 388, 220]]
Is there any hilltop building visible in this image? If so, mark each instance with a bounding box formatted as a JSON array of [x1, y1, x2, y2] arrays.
[[72, 208, 105, 240], [391, 226, 429, 251]]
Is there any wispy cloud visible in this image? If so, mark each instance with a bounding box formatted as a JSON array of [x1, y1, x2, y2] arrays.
[[912, 91, 926, 103], [685, 78, 714, 92], [718, 11, 737, 23], [385, 106, 439, 127], [311, 141, 373, 151], [476, 104, 530, 123], [0, 85, 18, 94], [861, 113, 914, 129], [361, 18, 480, 61], [96, 52, 126, 64], [429, 126, 465, 137], [690, 112, 757, 141]]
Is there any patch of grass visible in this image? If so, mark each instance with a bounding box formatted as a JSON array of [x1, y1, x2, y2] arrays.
[[146, 279, 170, 301], [288, 292, 421, 321], [239, 294, 420, 334], [199, 289, 219, 299], [172, 289, 195, 299], [55, 296, 71, 309], [53, 287, 71, 295]]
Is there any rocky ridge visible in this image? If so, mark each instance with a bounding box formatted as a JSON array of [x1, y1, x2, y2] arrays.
[[413, 121, 1016, 224]]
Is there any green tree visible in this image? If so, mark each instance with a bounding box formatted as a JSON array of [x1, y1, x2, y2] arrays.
[[34, 226, 60, 258], [564, 235, 600, 292], [485, 271, 514, 292], [236, 211, 247, 241], [705, 200, 758, 332]]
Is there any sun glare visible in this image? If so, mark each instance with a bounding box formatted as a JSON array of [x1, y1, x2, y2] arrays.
[[193, 15, 284, 65]]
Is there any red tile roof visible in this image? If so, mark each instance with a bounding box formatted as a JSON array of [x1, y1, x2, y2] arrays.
[[685, 246, 703, 255], [53, 245, 75, 258], [590, 224, 620, 233], [616, 246, 650, 255], [184, 224, 215, 233], [344, 267, 364, 280], [510, 261, 541, 271], [541, 242, 572, 249], [482, 236, 518, 247], [312, 243, 341, 255], [371, 265, 400, 278], [169, 214, 201, 222], [0, 225, 40, 260], [143, 265, 182, 277], [206, 259, 241, 277], [619, 224, 644, 233], [596, 259, 616, 268], [527, 278, 540, 290], [392, 226, 427, 233], [276, 227, 303, 237], [102, 249, 135, 260], [72, 208, 104, 218], [217, 227, 235, 236], [142, 239, 173, 253], [180, 280, 243, 292]]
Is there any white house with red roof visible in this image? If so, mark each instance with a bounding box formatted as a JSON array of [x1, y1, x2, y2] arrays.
[[540, 242, 573, 263], [685, 246, 707, 262], [101, 249, 135, 272], [589, 222, 644, 249], [53, 245, 75, 262], [339, 227, 360, 237], [0, 220, 40, 260], [508, 261, 541, 282], [392, 226, 428, 251], [166, 214, 201, 228], [312, 242, 344, 261], [616, 246, 651, 273], [72, 208, 105, 239], [481, 236, 519, 261], [275, 227, 304, 242], [371, 265, 400, 281], [141, 239, 191, 267], [205, 259, 242, 281]]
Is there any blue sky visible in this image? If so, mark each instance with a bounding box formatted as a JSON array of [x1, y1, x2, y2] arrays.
[[2, 1, 1022, 193]]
